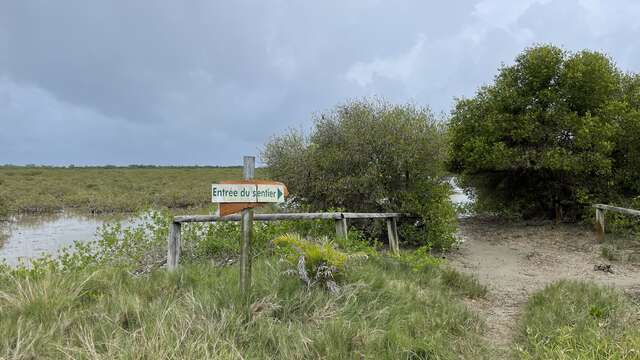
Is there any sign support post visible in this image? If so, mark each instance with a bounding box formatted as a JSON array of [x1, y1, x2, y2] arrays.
[[239, 156, 254, 295]]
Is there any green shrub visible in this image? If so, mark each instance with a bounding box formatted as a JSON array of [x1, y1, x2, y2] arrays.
[[604, 196, 640, 236], [400, 180, 458, 250], [401, 246, 442, 271], [272, 234, 351, 286], [192, 217, 340, 260], [263, 98, 457, 249], [449, 45, 640, 220]]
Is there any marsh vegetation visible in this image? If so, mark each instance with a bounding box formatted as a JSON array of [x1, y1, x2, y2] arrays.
[[1, 44, 639, 359], [0, 166, 263, 215]]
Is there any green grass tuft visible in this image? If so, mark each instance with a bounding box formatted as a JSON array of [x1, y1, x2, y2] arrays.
[[513, 280, 640, 359], [439, 267, 488, 299]]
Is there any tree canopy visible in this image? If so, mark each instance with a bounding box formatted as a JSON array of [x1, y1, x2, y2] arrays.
[[449, 45, 640, 220]]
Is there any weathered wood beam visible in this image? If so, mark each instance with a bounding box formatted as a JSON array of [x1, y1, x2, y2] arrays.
[[594, 208, 605, 242], [239, 156, 254, 295], [342, 212, 409, 219], [592, 204, 640, 217], [174, 212, 344, 223], [169, 211, 413, 269], [174, 212, 411, 223], [386, 217, 400, 256], [335, 218, 348, 238], [167, 221, 181, 271]]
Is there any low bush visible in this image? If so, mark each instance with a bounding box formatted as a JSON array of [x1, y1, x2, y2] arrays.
[[273, 234, 347, 293], [399, 180, 458, 250], [272, 234, 349, 274], [271, 233, 371, 293], [396, 245, 443, 273], [192, 216, 338, 260], [263, 98, 457, 250], [604, 197, 640, 236]]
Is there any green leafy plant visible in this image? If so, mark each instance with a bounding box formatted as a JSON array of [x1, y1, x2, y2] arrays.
[[263, 98, 457, 249], [400, 180, 458, 250], [397, 245, 443, 273], [449, 45, 640, 221], [272, 233, 366, 292]]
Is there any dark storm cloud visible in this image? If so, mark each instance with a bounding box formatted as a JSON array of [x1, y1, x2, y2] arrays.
[[1, 0, 639, 165]]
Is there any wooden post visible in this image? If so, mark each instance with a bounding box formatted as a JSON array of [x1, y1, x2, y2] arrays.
[[239, 156, 255, 295], [595, 208, 605, 242], [167, 221, 181, 270], [335, 217, 348, 238], [387, 217, 400, 256]]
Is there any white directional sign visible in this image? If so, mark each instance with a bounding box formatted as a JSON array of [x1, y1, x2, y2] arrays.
[[212, 183, 286, 203]]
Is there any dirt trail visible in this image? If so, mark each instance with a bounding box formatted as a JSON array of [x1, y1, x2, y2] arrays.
[[447, 217, 640, 353]]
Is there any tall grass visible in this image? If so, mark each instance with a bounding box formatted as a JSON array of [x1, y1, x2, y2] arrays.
[[0, 256, 493, 359], [0, 210, 494, 358], [513, 280, 640, 359]]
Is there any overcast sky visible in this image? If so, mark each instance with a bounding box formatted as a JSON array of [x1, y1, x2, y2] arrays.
[[1, 0, 640, 165]]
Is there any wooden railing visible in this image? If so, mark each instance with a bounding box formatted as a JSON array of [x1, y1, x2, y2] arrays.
[[593, 204, 640, 241], [168, 212, 410, 270]]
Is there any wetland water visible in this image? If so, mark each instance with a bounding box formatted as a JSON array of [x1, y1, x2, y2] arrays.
[[0, 181, 472, 265], [0, 212, 133, 265]]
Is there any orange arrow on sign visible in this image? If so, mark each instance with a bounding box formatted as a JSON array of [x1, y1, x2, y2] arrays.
[[217, 179, 288, 217]]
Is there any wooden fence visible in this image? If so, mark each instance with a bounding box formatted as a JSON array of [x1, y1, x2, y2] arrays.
[[168, 212, 410, 270], [593, 204, 640, 241]]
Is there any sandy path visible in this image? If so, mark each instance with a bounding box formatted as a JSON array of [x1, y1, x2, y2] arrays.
[[447, 218, 640, 354]]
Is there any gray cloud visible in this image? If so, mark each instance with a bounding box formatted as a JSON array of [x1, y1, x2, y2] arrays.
[[1, 0, 639, 165]]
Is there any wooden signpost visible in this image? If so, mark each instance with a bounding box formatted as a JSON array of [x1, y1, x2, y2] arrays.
[[167, 155, 408, 295], [211, 156, 287, 295]]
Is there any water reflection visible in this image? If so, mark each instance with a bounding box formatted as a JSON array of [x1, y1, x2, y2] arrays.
[[0, 186, 471, 266], [0, 211, 132, 266], [449, 178, 472, 205]]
